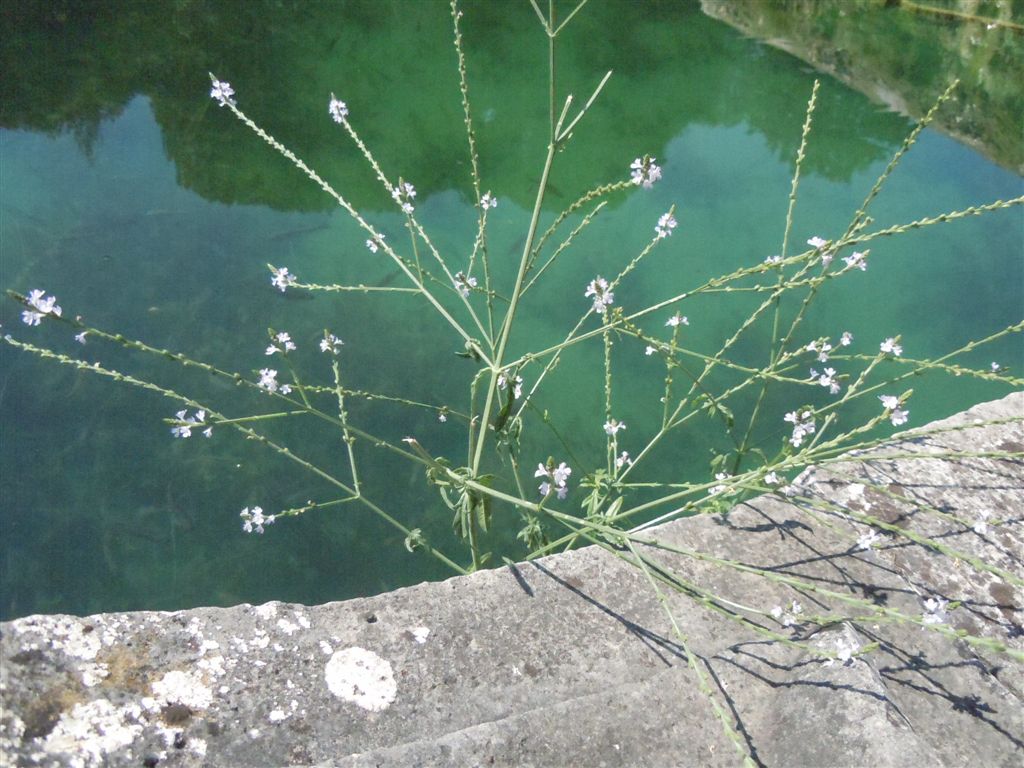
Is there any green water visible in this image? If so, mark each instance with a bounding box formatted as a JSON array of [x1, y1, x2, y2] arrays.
[[1, 0, 1021, 620]]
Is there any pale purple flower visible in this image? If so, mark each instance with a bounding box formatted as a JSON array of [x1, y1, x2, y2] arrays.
[[880, 337, 902, 356], [645, 345, 657, 356], [266, 331, 296, 356], [535, 461, 571, 499], [826, 636, 860, 666], [585, 276, 614, 314], [21, 310, 43, 326], [240, 506, 276, 534], [840, 331, 853, 346], [328, 94, 348, 123], [807, 236, 827, 249], [806, 340, 832, 362], [785, 409, 816, 447], [270, 266, 296, 292], [842, 251, 867, 271], [764, 471, 781, 485], [21, 289, 62, 325], [170, 409, 208, 439], [764, 254, 782, 266], [257, 368, 280, 392], [453, 271, 478, 298], [391, 181, 416, 214], [366, 234, 385, 253], [665, 313, 688, 328], [603, 418, 626, 436], [498, 372, 523, 400], [770, 600, 804, 627], [815, 367, 841, 395], [878, 394, 909, 426], [75, 331, 87, 344], [709, 472, 731, 496], [615, 451, 632, 469], [210, 78, 235, 107], [629, 156, 662, 189], [807, 237, 834, 266], [990, 361, 1001, 373], [320, 333, 344, 354], [438, 412, 448, 423], [972, 510, 991, 535], [480, 192, 497, 210], [655, 212, 677, 239]]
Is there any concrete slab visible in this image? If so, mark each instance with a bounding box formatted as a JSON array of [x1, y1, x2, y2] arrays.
[[2, 393, 1021, 767]]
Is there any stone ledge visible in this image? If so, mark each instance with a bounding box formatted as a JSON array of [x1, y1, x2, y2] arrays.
[[2, 393, 1021, 767]]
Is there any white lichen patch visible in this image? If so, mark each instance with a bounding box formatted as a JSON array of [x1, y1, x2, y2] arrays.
[[319, 640, 334, 656], [410, 627, 431, 644], [41, 699, 143, 767], [14, 616, 102, 660], [253, 602, 278, 620], [150, 670, 213, 710], [294, 612, 311, 629], [325, 647, 397, 712], [79, 662, 109, 688], [277, 618, 300, 635]]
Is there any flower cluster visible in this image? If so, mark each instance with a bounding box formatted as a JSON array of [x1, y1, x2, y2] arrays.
[[240, 506, 275, 534], [879, 337, 902, 356], [807, 235, 834, 266], [170, 409, 211, 439], [320, 333, 344, 354], [535, 460, 571, 500], [328, 93, 348, 123], [603, 418, 626, 436], [480, 192, 497, 210], [21, 289, 62, 326], [810, 367, 841, 394], [615, 451, 632, 469], [785, 409, 816, 447], [270, 266, 296, 293], [453, 271, 477, 298], [878, 394, 909, 426], [629, 156, 662, 188], [709, 472, 731, 496], [265, 331, 296, 356], [257, 368, 292, 394], [391, 181, 416, 214], [764, 254, 782, 266], [825, 635, 860, 666], [665, 312, 688, 328], [806, 339, 833, 363], [842, 251, 867, 271], [655, 212, 677, 239], [498, 372, 523, 400], [210, 78, 235, 107], [366, 234, 385, 253], [584, 276, 614, 314]]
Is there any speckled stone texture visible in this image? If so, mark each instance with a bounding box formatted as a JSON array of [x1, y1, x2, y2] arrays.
[[2, 393, 1021, 767]]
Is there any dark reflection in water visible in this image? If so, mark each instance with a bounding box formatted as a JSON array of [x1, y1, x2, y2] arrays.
[[0, 0, 1020, 620]]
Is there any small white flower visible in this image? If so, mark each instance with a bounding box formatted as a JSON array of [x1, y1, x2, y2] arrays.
[[603, 418, 626, 436], [438, 412, 447, 423], [535, 461, 571, 499], [170, 409, 208, 438], [878, 395, 908, 426], [771, 600, 804, 627], [366, 234, 385, 253], [842, 251, 867, 271], [710, 472, 730, 496], [585, 276, 614, 314], [240, 506, 276, 534], [328, 94, 348, 123], [880, 337, 903, 356], [615, 451, 632, 469], [210, 78, 235, 107], [21, 310, 43, 326], [655, 212, 677, 239], [391, 181, 416, 214], [645, 345, 657, 356], [816, 367, 840, 394], [320, 333, 344, 354], [665, 313, 688, 328], [807, 236, 827, 249], [75, 331, 87, 344], [806, 340, 833, 363], [257, 368, 280, 392], [840, 331, 853, 347], [21, 289, 62, 325], [764, 471, 781, 485], [266, 331, 296, 356], [629, 156, 662, 188], [270, 266, 296, 293], [480, 192, 497, 210], [453, 271, 478, 298], [497, 373, 523, 400], [830, 636, 860, 665], [785, 410, 816, 448], [764, 254, 782, 265], [990, 361, 1001, 373]]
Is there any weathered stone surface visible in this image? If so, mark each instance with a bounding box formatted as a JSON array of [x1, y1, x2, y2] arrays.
[[2, 393, 1021, 767]]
